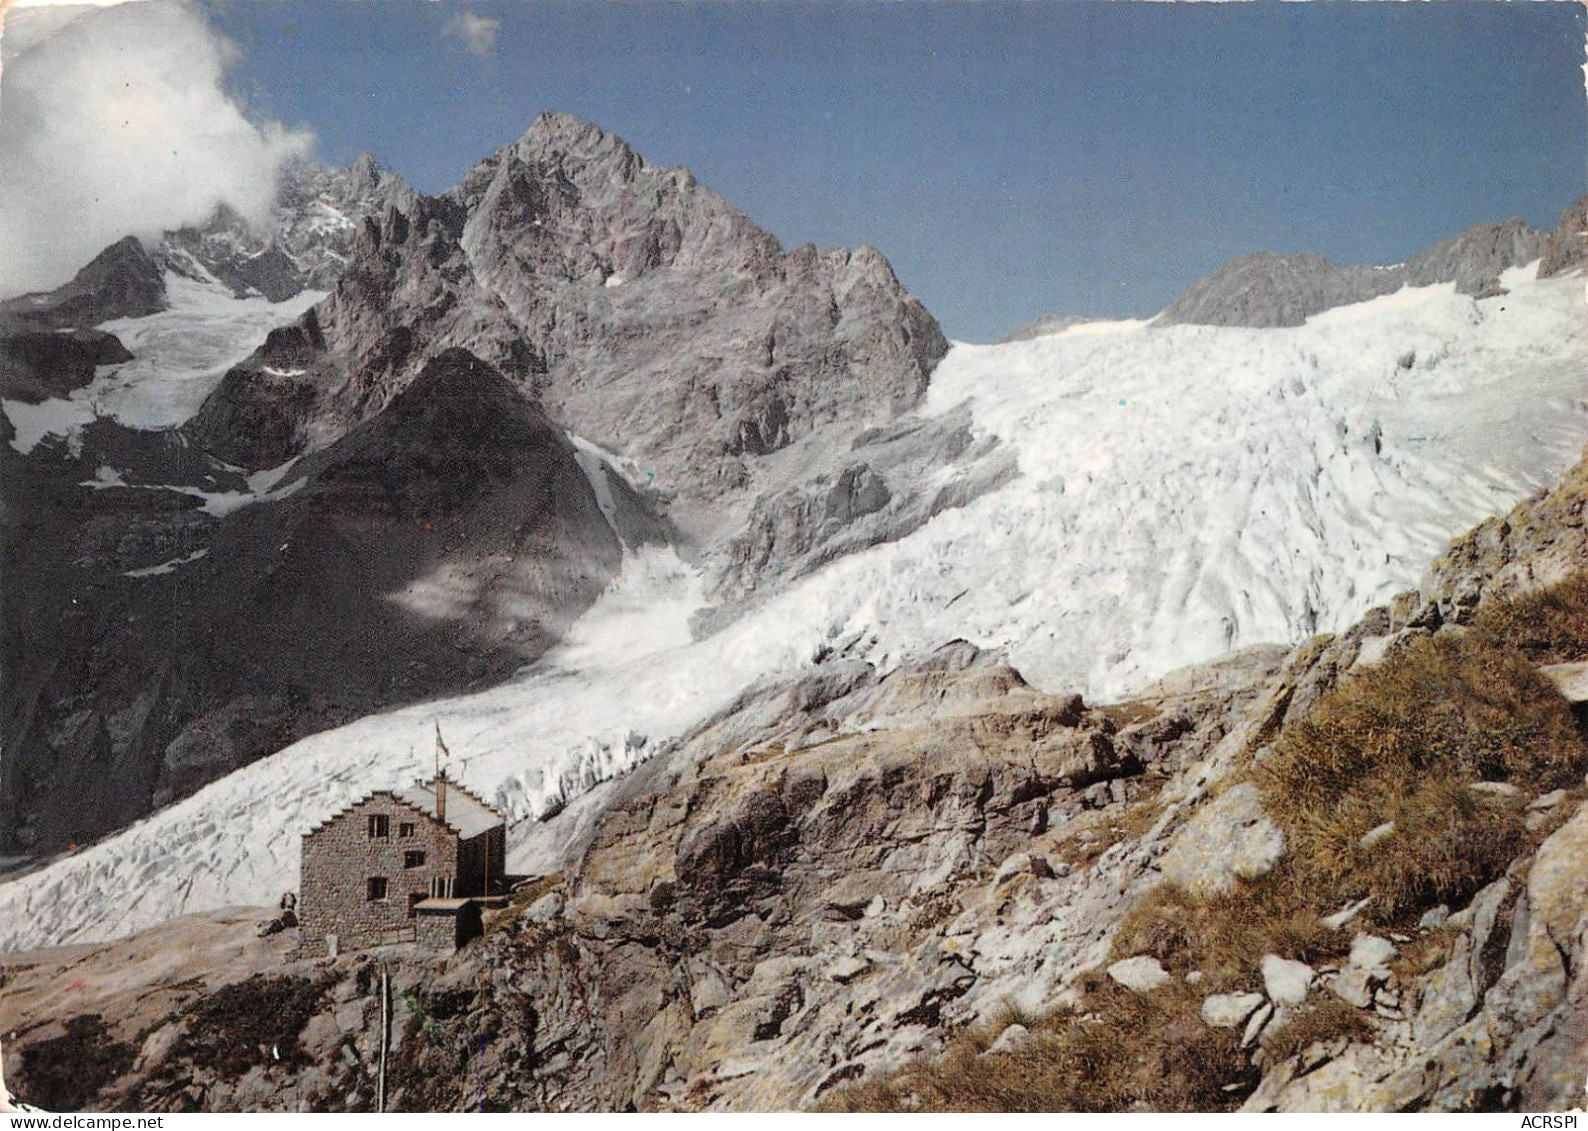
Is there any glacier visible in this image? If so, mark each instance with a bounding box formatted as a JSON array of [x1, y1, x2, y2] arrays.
[[2, 263, 1586, 952], [2, 272, 324, 454]]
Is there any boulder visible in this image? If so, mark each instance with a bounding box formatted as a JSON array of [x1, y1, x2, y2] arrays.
[[1261, 955, 1315, 1006], [1467, 781, 1524, 805], [989, 1024, 1035, 1055], [1348, 934, 1397, 972], [1201, 992, 1266, 1029], [1526, 789, 1571, 832], [525, 891, 565, 923], [1538, 662, 1588, 704], [1330, 968, 1375, 1010], [1320, 896, 1372, 931], [1241, 1002, 1275, 1049], [994, 851, 1055, 883], [1107, 956, 1171, 993], [1358, 821, 1395, 850]]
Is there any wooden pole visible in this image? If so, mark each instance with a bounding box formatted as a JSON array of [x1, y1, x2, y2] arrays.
[[377, 963, 389, 1113]]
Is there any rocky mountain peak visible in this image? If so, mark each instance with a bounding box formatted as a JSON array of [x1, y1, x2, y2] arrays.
[[453, 111, 779, 286], [160, 155, 418, 302], [214, 111, 948, 551], [516, 110, 642, 168], [0, 234, 167, 329], [343, 152, 387, 195]]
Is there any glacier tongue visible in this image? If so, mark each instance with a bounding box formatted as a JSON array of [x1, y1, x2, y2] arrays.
[[2, 268, 1586, 951]]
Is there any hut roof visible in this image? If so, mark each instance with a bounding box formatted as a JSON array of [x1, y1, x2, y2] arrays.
[[396, 778, 503, 839]]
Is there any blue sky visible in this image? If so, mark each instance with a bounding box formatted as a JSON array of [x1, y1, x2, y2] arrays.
[[205, 0, 1586, 342]]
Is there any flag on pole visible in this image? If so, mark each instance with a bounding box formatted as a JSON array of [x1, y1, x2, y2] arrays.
[[435, 721, 451, 758]]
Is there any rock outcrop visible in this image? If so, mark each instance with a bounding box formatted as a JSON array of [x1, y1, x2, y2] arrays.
[[1539, 192, 1588, 279]]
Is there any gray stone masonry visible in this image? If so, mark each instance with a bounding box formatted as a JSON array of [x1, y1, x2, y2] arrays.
[[300, 793, 461, 952]]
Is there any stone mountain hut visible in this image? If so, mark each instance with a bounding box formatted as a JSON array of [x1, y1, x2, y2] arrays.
[[299, 775, 506, 955]]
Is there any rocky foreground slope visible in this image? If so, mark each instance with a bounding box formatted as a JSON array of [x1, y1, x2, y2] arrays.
[[8, 424, 1588, 1111]]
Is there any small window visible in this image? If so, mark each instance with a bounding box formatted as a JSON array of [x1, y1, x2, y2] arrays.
[[398, 822, 415, 839], [368, 815, 389, 839], [367, 876, 388, 901], [408, 892, 424, 918], [404, 850, 426, 869]]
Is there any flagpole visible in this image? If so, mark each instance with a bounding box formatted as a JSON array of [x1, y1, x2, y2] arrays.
[[434, 720, 448, 825]]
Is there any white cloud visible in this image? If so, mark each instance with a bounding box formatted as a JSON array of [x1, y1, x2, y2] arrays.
[[443, 10, 499, 58], [0, 0, 314, 298]]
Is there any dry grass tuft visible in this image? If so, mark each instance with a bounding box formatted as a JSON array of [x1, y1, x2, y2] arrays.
[[1261, 998, 1376, 1064], [1109, 874, 1342, 993], [1259, 625, 1584, 922], [1473, 571, 1588, 663], [820, 981, 1255, 1112], [1052, 781, 1167, 869]]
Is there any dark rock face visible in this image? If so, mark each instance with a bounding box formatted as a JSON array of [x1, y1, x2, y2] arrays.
[[186, 361, 322, 471], [1, 350, 623, 854], [0, 329, 132, 402], [1538, 192, 1588, 279], [1157, 219, 1550, 328]]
